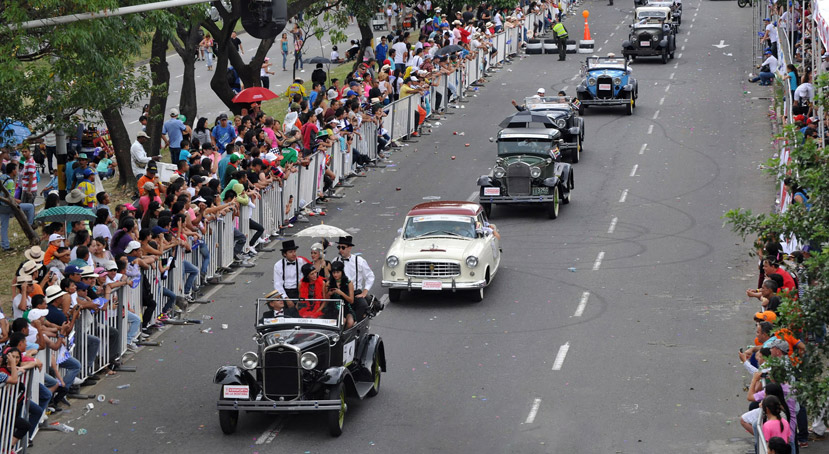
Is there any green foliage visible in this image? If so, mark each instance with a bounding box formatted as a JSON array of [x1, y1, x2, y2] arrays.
[[725, 75, 829, 420], [0, 0, 151, 132]]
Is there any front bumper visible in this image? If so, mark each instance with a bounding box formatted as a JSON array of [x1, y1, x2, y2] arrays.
[[382, 278, 487, 290], [479, 194, 558, 204], [623, 47, 665, 57], [217, 398, 341, 412], [578, 97, 629, 107]]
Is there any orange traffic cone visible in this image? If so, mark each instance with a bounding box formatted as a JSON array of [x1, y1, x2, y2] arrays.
[[583, 10, 591, 41]]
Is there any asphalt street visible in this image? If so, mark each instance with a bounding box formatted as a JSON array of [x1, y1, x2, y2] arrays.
[[35, 1, 778, 452]]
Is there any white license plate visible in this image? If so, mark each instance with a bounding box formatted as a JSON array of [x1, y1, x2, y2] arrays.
[[422, 280, 443, 290], [483, 187, 500, 196], [223, 385, 249, 399], [640, 41, 650, 46], [598, 84, 612, 91]]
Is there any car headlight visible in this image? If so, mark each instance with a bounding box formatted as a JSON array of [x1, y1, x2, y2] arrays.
[[300, 352, 318, 370], [530, 167, 542, 178], [632, 36, 637, 43], [588, 78, 596, 86], [386, 255, 399, 268], [652, 36, 659, 42], [555, 118, 566, 129], [241, 351, 258, 370], [613, 77, 622, 85], [493, 166, 506, 178], [466, 256, 479, 268]]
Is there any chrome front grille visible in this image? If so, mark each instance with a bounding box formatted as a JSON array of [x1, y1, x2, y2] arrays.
[[262, 345, 300, 400], [638, 33, 652, 48], [597, 76, 613, 99], [506, 163, 531, 196], [405, 261, 461, 278]]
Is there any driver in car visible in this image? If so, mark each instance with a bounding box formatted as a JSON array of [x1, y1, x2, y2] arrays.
[[510, 87, 546, 111], [260, 297, 288, 324]]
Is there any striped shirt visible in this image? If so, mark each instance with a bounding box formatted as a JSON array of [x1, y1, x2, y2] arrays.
[[21, 157, 37, 193]]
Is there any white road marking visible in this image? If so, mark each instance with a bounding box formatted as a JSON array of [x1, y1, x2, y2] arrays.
[[647, 124, 654, 134], [669, 72, 675, 79], [574, 291, 590, 316], [592, 252, 605, 271], [597, 47, 602, 52], [525, 398, 542, 424], [562, 86, 569, 91], [681, 45, 685, 51], [256, 418, 285, 444], [677, 53, 682, 58], [639, 143, 647, 154], [604, 39, 609, 44], [129, 119, 139, 125], [571, 74, 578, 81], [659, 97, 664, 105], [652, 110, 660, 120], [689, 24, 693, 29], [175, 74, 183, 78], [615, 25, 620, 30], [619, 189, 629, 203], [552, 342, 571, 370], [608, 217, 618, 234], [673, 62, 679, 69], [684, 38, 688, 43], [694, 11, 698, 16], [630, 164, 638, 177], [610, 32, 615, 37], [466, 191, 478, 202], [664, 84, 671, 93]]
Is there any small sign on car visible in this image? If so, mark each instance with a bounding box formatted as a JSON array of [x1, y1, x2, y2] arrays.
[[223, 385, 250, 399]]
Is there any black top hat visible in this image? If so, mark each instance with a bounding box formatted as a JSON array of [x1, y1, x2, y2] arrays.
[[281, 239, 299, 252], [336, 236, 355, 247]]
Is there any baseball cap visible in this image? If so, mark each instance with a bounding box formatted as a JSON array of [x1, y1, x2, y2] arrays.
[[764, 49, 772, 55], [218, 113, 228, 120], [137, 131, 150, 139], [75, 281, 90, 291], [94, 266, 106, 275], [346, 90, 358, 97], [151, 226, 169, 235], [770, 337, 789, 352], [124, 203, 137, 211], [754, 310, 778, 323], [763, 17, 771, 21], [537, 87, 546, 94], [83, 168, 95, 177], [65, 265, 82, 275], [125, 241, 142, 253], [143, 181, 155, 191], [327, 89, 338, 100], [410, 76, 419, 82], [230, 154, 242, 163], [49, 233, 65, 242], [104, 261, 118, 272], [170, 107, 180, 117], [26, 308, 50, 322]]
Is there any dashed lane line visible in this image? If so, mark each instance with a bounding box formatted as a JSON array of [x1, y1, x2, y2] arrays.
[[466, 191, 478, 202], [659, 97, 665, 105], [652, 110, 660, 120], [607, 217, 618, 234], [669, 72, 675, 79], [639, 143, 647, 154], [647, 124, 654, 134], [630, 164, 638, 177], [525, 398, 542, 424], [619, 189, 629, 203], [574, 291, 590, 316], [552, 342, 571, 370], [592, 252, 605, 271]]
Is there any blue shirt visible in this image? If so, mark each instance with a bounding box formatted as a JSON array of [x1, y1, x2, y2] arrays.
[[163, 118, 186, 148], [211, 125, 237, 152], [178, 148, 191, 162], [309, 91, 318, 106], [787, 72, 797, 91], [376, 43, 388, 62], [217, 154, 231, 184]]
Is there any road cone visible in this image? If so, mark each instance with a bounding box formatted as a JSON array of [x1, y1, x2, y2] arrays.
[[579, 10, 594, 53]]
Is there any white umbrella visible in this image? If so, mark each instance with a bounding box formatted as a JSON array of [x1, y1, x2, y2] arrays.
[[293, 223, 350, 238]]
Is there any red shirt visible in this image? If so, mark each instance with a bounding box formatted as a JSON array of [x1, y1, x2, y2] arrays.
[[301, 122, 319, 150], [770, 266, 796, 294]]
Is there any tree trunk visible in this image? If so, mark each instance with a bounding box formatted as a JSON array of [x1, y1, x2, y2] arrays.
[[146, 28, 170, 158], [353, 19, 374, 71], [101, 106, 136, 189], [231, 38, 275, 91], [173, 22, 201, 128], [203, 18, 239, 115], [0, 186, 39, 246]]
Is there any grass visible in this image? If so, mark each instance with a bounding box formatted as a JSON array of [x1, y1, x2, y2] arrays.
[[0, 175, 133, 318], [261, 62, 357, 117]]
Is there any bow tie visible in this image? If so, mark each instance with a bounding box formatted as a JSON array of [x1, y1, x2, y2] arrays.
[[342, 258, 350, 262], [287, 261, 296, 265]]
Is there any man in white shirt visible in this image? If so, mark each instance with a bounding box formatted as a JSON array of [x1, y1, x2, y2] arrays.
[[749, 50, 777, 85], [130, 131, 158, 179], [761, 18, 778, 54], [794, 72, 814, 115], [273, 240, 309, 299], [331, 236, 374, 320], [391, 39, 408, 65]]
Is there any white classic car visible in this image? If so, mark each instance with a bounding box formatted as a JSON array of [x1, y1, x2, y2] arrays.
[[382, 201, 501, 302]]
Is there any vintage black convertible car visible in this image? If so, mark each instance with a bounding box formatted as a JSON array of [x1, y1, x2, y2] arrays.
[[214, 297, 386, 436], [507, 96, 585, 163], [622, 23, 676, 63]]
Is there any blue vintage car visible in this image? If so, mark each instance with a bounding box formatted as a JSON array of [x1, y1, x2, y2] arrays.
[[575, 56, 638, 115]]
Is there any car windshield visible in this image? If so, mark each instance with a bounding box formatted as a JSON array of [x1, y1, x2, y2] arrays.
[[257, 298, 343, 329], [498, 137, 552, 156], [633, 26, 663, 33], [638, 11, 667, 18], [524, 97, 572, 112], [587, 58, 627, 70], [403, 214, 476, 239]]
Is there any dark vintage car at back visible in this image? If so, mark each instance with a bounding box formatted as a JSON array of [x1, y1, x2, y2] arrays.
[[576, 56, 638, 115], [622, 23, 676, 63], [477, 128, 573, 219], [214, 297, 385, 437], [520, 96, 585, 163]]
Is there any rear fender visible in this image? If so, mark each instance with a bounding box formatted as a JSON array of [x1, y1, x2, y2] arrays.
[[568, 126, 580, 137]]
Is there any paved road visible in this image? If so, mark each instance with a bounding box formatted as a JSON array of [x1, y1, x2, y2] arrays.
[[36, 1, 779, 453]]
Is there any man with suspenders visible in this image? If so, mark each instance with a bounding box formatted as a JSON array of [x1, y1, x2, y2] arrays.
[[331, 236, 374, 320], [272, 240, 310, 300]]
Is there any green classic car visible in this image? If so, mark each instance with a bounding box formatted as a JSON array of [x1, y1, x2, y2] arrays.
[[476, 128, 574, 219]]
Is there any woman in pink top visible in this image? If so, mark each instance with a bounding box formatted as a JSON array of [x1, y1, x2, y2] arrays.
[[762, 395, 792, 444]]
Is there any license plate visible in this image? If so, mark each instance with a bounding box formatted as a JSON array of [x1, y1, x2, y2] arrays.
[[598, 84, 611, 91], [532, 187, 549, 195], [223, 385, 249, 399], [640, 41, 650, 46], [422, 280, 443, 290], [483, 187, 500, 196]]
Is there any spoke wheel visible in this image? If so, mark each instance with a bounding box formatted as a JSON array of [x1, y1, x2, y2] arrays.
[[547, 186, 560, 219], [327, 382, 346, 437], [571, 138, 580, 163], [367, 353, 382, 397]]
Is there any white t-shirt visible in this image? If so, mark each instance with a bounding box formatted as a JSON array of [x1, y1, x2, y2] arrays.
[[794, 82, 815, 103], [13, 294, 31, 320], [330, 50, 340, 61], [391, 42, 408, 64], [92, 224, 112, 241], [766, 23, 778, 43]]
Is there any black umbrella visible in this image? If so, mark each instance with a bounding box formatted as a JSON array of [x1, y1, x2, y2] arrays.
[[304, 56, 332, 64], [434, 44, 464, 56], [498, 111, 556, 128]]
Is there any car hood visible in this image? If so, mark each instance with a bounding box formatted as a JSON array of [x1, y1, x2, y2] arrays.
[[388, 236, 479, 261], [588, 69, 626, 77], [499, 154, 551, 166], [264, 329, 334, 350]]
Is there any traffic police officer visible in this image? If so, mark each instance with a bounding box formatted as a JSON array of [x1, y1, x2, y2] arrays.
[[552, 19, 568, 61]]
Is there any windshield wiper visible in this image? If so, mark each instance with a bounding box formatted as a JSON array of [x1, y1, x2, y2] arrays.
[[413, 230, 465, 238]]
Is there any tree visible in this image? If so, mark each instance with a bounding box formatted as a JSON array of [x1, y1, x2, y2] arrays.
[[725, 73, 829, 422]]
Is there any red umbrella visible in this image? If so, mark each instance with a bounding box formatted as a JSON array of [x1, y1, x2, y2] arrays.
[[232, 87, 279, 103]]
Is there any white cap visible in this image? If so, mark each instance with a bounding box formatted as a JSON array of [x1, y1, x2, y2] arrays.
[[410, 76, 419, 82], [327, 89, 338, 100], [49, 233, 65, 242], [537, 88, 546, 94], [125, 241, 142, 253], [26, 308, 50, 322], [170, 107, 180, 117]]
